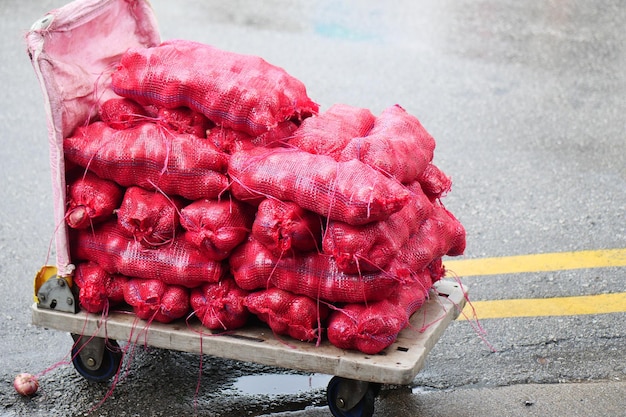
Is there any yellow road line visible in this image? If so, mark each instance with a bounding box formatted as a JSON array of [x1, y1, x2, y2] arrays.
[[444, 248, 626, 277], [458, 292, 626, 320]]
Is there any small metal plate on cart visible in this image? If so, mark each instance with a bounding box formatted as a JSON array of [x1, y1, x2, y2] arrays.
[[32, 279, 467, 385], [36, 276, 78, 314]]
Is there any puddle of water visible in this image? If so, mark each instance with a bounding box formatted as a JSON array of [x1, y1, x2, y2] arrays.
[[231, 373, 333, 396], [412, 386, 437, 394]]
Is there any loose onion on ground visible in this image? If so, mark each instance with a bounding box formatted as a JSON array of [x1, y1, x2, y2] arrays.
[[13, 373, 39, 396]]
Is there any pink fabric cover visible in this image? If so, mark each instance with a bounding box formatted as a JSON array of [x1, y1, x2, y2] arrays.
[[26, 0, 160, 277]]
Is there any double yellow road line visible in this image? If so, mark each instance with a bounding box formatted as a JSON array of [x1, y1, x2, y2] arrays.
[[444, 248, 626, 320]]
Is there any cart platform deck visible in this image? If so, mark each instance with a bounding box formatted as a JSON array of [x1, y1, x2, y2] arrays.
[[32, 279, 466, 386]]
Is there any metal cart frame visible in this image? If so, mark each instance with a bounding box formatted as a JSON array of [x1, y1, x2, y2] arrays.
[[32, 276, 466, 416]]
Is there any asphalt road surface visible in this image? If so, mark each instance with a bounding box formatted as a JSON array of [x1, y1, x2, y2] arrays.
[[1, 1, 624, 416]]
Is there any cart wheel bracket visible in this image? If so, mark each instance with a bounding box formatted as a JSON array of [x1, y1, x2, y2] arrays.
[[327, 376, 379, 417], [70, 334, 122, 382], [335, 378, 370, 411], [72, 334, 105, 371], [37, 276, 78, 313]]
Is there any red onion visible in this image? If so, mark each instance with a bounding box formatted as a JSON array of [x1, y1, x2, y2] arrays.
[[13, 373, 39, 396]]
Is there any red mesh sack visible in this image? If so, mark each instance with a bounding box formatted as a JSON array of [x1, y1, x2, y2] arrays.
[[207, 127, 255, 155], [190, 278, 250, 330], [417, 163, 452, 200], [387, 205, 466, 282], [230, 237, 397, 302], [73, 262, 127, 313], [253, 120, 299, 147], [207, 121, 297, 155], [323, 182, 433, 273], [326, 301, 403, 354], [229, 147, 410, 225], [287, 104, 375, 158], [99, 98, 150, 130], [426, 257, 447, 283], [65, 171, 123, 229], [180, 198, 253, 261], [269, 253, 399, 303], [339, 105, 435, 183], [434, 205, 466, 257], [117, 186, 184, 247], [64, 121, 229, 200], [71, 221, 224, 288], [111, 39, 318, 136], [123, 278, 190, 323], [229, 236, 278, 291], [326, 271, 430, 354], [252, 198, 322, 257], [245, 288, 328, 342], [156, 106, 213, 138], [106, 273, 127, 306]]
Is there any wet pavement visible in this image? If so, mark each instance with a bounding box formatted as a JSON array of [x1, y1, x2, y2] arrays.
[[270, 381, 626, 417], [1, 0, 625, 416]]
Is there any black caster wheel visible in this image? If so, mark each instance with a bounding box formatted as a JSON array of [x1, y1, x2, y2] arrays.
[[327, 376, 380, 417], [71, 334, 122, 382]]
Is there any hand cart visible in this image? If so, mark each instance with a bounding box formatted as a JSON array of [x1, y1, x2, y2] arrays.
[[33, 267, 466, 417], [27, 1, 468, 416]]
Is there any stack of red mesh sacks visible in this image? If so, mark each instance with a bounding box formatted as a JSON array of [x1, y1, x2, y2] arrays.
[[65, 39, 465, 354]]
